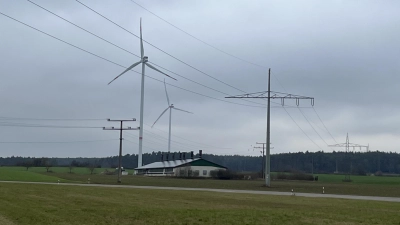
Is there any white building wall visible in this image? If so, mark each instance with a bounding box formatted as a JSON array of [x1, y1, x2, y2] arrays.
[[173, 166, 225, 177]]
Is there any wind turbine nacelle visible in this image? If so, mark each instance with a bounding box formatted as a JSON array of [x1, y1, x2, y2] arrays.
[[143, 56, 148, 62]]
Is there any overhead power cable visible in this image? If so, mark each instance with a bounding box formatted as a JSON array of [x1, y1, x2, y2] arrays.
[[312, 107, 338, 143], [0, 121, 102, 129], [282, 107, 324, 151], [0, 139, 116, 144], [26, 0, 266, 107], [143, 123, 232, 149], [143, 130, 215, 150], [124, 133, 189, 152], [127, 0, 340, 151], [131, 0, 297, 104], [129, 0, 267, 69], [297, 107, 332, 148], [27, 0, 141, 58], [0, 116, 106, 121], [123, 138, 161, 153], [0, 11, 265, 109], [75, 0, 251, 94], [127, 129, 218, 151]]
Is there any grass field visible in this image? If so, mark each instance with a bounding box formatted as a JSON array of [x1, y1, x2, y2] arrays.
[[0, 182, 399, 225], [0, 167, 65, 182], [1, 166, 400, 197], [315, 173, 400, 185]]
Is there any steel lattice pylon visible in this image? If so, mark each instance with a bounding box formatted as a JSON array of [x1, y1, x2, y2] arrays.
[[328, 133, 369, 182]]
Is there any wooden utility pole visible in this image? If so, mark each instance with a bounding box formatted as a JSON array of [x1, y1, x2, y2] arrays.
[[255, 142, 273, 178], [103, 119, 138, 183]]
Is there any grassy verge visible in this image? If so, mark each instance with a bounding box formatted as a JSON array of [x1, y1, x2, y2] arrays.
[[2, 167, 400, 197], [51, 173, 400, 197], [0, 182, 399, 225]]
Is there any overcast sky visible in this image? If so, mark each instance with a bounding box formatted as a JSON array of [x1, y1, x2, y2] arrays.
[[0, 0, 399, 158]]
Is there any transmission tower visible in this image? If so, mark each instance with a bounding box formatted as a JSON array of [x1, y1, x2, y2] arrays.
[[328, 133, 369, 182], [226, 68, 314, 187]]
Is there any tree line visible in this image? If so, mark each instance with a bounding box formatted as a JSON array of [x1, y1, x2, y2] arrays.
[[1, 151, 399, 175]]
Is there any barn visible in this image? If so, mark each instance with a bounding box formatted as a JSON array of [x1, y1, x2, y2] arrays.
[[134, 151, 226, 177]]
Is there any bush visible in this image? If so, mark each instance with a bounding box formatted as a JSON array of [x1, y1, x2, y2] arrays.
[[210, 169, 240, 180]]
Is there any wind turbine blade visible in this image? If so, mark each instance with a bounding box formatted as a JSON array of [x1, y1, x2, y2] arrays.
[[151, 107, 170, 127], [145, 63, 177, 80], [140, 18, 144, 58], [173, 107, 193, 114], [108, 61, 141, 85], [164, 79, 170, 106]]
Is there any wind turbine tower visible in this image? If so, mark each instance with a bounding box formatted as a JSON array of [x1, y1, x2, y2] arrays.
[[152, 80, 193, 152], [108, 18, 176, 167]]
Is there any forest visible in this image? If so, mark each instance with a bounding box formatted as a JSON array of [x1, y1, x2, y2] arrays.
[[1, 150, 399, 175]]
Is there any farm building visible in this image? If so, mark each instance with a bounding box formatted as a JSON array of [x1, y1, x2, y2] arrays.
[[134, 151, 226, 177]]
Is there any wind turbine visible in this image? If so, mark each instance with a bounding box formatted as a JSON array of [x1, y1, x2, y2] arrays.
[[152, 80, 193, 152], [108, 18, 176, 167]]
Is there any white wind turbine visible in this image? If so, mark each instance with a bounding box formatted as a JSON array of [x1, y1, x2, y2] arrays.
[[108, 18, 176, 167], [152, 80, 193, 152]]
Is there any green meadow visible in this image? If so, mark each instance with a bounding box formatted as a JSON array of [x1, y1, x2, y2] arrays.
[[1, 166, 400, 197], [0, 182, 399, 225]]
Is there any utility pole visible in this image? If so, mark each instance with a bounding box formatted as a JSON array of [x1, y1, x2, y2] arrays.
[[255, 142, 273, 178], [254, 143, 265, 178], [103, 119, 139, 183], [226, 68, 314, 187]]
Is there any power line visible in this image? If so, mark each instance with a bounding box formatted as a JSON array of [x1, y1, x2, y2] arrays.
[[147, 61, 266, 107], [125, 134, 189, 153], [123, 138, 161, 153], [26, 0, 266, 107], [0, 139, 116, 144], [312, 107, 338, 143], [1, 7, 331, 152], [0, 121, 102, 129], [143, 130, 213, 150], [75, 0, 252, 94], [297, 107, 331, 148], [128, 1, 340, 151], [128, 0, 267, 69], [103, 118, 138, 182], [127, 130, 208, 152], [0, 11, 126, 69], [0, 116, 106, 121], [0, 11, 265, 109], [27, 0, 141, 58], [142, 123, 232, 149], [131, 0, 299, 107], [283, 107, 324, 151]]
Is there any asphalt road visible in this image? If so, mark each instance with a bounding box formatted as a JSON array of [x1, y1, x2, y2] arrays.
[[1, 180, 400, 203]]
